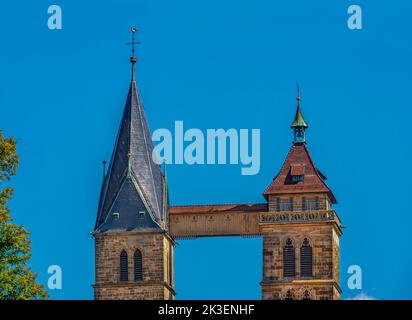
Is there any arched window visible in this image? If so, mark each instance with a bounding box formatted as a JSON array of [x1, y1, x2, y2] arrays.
[[283, 239, 295, 278], [300, 238, 313, 278], [134, 249, 143, 281], [120, 250, 128, 281], [284, 290, 294, 300], [302, 290, 311, 300]]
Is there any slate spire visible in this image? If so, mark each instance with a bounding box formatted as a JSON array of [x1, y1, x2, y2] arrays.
[[95, 28, 167, 232]]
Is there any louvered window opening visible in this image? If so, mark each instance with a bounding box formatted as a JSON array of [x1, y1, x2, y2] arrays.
[[134, 249, 143, 281], [283, 239, 295, 278], [300, 238, 313, 278], [292, 175, 304, 182], [120, 250, 128, 282]]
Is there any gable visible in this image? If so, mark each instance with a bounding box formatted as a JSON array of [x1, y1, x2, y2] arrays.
[[263, 143, 336, 203], [97, 177, 162, 233]]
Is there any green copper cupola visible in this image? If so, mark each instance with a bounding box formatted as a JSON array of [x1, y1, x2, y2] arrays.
[[291, 86, 308, 143]]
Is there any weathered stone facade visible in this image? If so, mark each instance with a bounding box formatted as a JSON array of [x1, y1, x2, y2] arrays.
[[93, 52, 175, 300], [261, 282, 339, 300], [93, 232, 175, 300], [260, 209, 341, 300]]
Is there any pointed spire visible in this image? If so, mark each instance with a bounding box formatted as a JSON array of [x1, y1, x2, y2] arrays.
[[291, 83, 308, 143], [95, 33, 167, 233]]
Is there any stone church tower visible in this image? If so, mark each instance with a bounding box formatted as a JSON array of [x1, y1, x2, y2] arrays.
[[260, 92, 342, 300], [92, 29, 175, 300]]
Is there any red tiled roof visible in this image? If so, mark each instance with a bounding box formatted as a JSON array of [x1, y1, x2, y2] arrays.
[[263, 143, 337, 203], [291, 163, 305, 176], [170, 203, 268, 214]]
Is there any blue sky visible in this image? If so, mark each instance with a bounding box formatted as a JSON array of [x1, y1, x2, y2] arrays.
[[0, 0, 411, 299]]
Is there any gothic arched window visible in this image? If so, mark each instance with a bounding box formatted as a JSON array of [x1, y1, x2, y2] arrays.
[[134, 249, 143, 281], [120, 250, 128, 282], [302, 290, 311, 300], [283, 239, 295, 278], [285, 290, 294, 300], [300, 238, 313, 278]]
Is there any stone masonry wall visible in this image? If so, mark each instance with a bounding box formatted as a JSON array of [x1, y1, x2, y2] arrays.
[[261, 283, 335, 300], [261, 223, 340, 300], [94, 232, 174, 300]]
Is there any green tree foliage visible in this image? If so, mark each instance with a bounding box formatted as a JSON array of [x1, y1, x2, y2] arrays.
[[0, 131, 48, 299]]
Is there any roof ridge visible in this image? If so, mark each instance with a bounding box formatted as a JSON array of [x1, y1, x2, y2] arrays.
[[301, 144, 334, 198], [263, 143, 295, 195], [171, 203, 267, 207]]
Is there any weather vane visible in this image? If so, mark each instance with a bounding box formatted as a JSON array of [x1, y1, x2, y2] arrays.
[[126, 27, 141, 80], [126, 26, 141, 62]]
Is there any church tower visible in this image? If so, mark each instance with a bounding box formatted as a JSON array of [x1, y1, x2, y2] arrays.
[[93, 28, 175, 300], [260, 89, 342, 300]]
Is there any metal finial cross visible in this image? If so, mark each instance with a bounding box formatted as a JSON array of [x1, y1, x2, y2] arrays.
[[296, 82, 301, 104], [126, 27, 141, 59]]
